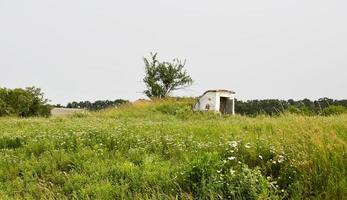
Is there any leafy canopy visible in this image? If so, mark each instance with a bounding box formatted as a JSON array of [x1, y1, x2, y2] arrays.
[[0, 86, 51, 117], [143, 53, 193, 98]]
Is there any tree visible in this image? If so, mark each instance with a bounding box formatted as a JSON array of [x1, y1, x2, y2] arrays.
[[0, 87, 51, 117], [65, 99, 129, 111], [143, 53, 193, 99]]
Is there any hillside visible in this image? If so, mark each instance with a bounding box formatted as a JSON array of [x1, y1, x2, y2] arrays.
[[0, 100, 346, 199]]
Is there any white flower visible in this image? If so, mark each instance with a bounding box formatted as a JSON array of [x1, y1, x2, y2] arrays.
[[244, 143, 251, 149], [258, 155, 263, 160], [229, 141, 238, 148], [228, 156, 236, 161], [278, 155, 285, 163], [230, 169, 236, 175]]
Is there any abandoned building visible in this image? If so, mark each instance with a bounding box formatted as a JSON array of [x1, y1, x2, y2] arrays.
[[193, 90, 236, 115]]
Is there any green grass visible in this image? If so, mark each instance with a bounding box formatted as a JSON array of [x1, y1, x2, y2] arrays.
[[0, 99, 346, 199]]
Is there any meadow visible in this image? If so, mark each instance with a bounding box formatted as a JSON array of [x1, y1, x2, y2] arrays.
[[0, 100, 346, 199]]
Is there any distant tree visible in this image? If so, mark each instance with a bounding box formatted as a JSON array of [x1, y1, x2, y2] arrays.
[[0, 87, 51, 117], [235, 98, 347, 116], [143, 53, 193, 99], [66, 99, 129, 111]]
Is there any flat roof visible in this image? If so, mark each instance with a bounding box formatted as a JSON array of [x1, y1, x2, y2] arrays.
[[203, 89, 235, 95]]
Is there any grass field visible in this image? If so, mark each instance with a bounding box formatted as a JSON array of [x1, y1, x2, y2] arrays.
[[0, 100, 346, 199]]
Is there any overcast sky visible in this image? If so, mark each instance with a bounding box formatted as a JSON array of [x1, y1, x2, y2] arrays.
[[1, 0, 346, 104]]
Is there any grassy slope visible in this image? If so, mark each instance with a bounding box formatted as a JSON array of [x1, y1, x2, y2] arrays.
[[0, 100, 346, 199]]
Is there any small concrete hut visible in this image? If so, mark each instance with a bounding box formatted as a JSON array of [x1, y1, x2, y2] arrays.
[[193, 90, 235, 115]]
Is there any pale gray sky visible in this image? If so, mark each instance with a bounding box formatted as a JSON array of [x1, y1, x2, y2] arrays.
[[1, 0, 346, 104]]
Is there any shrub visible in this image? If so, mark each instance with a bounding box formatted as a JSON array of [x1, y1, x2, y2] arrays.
[[0, 87, 51, 117]]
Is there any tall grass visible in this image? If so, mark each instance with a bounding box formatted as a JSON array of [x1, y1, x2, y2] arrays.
[[0, 100, 346, 199]]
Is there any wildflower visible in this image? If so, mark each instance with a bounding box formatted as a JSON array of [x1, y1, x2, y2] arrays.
[[258, 155, 263, 160], [228, 156, 236, 161], [278, 155, 285, 163], [244, 143, 251, 149], [229, 169, 236, 175], [229, 141, 238, 148]]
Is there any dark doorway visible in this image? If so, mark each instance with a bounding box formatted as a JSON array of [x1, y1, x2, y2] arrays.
[[220, 97, 228, 114]]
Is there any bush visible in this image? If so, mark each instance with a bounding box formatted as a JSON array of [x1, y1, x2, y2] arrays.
[[0, 87, 51, 117]]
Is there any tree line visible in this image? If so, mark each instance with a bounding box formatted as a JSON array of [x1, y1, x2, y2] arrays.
[[0, 87, 51, 117], [65, 99, 129, 111], [235, 98, 347, 116], [1, 86, 346, 117]]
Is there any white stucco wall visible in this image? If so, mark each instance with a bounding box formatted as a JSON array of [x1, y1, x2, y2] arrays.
[[194, 91, 235, 114], [193, 92, 218, 111]]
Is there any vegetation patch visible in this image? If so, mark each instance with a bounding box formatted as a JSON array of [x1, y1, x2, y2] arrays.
[[0, 100, 346, 199], [0, 137, 22, 149]]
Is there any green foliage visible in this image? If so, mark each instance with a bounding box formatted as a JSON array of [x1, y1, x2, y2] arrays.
[[221, 165, 280, 199], [143, 53, 193, 98], [0, 137, 22, 149], [321, 105, 346, 116], [0, 87, 51, 117], [236, 98, 347, 116], [0, 100, 346, 199], [66, 99, 129, 111]]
